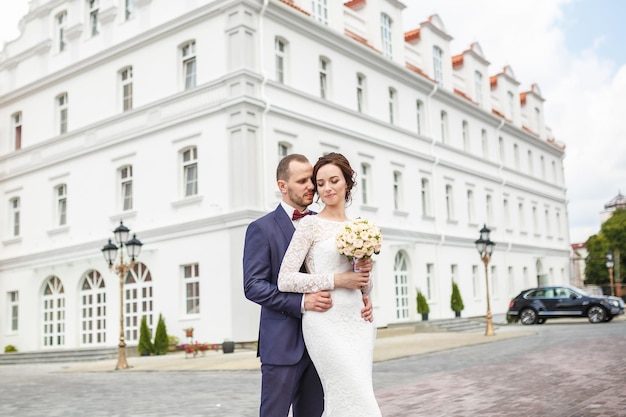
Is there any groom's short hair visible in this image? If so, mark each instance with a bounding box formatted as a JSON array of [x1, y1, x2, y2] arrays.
[[276, 154, 309, 181]]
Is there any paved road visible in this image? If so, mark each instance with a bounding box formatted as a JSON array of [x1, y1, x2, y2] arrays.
[[1, 320, 625, 416]]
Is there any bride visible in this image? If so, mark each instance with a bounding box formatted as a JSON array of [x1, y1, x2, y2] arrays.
[[278, 152, 381, 416]]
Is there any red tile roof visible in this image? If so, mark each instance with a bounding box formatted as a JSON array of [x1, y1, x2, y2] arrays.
[[345, 30, 380, 53], [279, 0, 310, 15], [345, 0, 366, 8], [404, 28, 421, 42], [452, 54, 463, 68]]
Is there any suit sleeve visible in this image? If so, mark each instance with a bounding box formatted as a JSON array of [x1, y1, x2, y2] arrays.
[[243, 219, 303, 318]]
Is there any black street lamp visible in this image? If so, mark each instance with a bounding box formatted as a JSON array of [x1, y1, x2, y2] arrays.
[[475, 224, 496, 336], [102, 221, 143, 370], [606, 250, 615, 296]]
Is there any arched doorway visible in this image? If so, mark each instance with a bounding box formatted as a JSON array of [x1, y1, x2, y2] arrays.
[[42, 276, 65, 347], [80, 269, 107, 345], [124, 262, 154, 342]]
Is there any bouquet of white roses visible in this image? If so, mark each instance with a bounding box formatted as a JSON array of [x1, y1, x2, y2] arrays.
[[336, 218, 382, 260]]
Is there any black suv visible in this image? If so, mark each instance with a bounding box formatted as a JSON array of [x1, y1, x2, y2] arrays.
[[508, 285, 624, 325]]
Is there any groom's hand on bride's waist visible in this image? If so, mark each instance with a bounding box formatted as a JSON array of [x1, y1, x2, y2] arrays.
[[304, 291, 332, 312]]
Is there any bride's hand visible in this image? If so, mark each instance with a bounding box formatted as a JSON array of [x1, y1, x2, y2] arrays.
[[334, 271, 370, 290]]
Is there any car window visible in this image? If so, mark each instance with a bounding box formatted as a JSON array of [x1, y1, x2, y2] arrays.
[[528, 289, 555, 298], [555, 288, 570, 298]]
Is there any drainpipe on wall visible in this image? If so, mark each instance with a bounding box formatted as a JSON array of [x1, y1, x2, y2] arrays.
[[258, 0, 270, 208]]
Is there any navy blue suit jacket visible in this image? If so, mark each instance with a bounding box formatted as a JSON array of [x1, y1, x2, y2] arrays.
[[243, 205, 306, 365]]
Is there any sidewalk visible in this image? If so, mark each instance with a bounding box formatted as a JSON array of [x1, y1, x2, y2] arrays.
[[60, 323, 533, 373]]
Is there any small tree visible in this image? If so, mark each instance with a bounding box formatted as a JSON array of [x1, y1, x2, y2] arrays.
[[137, 315, 153, 356], [451, 282, 464, 317], [416, 290, 429, 320], [153, 314, 169, 355]]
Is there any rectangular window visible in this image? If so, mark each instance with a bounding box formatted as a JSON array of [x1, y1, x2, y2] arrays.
[[275, 38, 285, 83], [462, 121, 470, 152], [498, 136, 504, 162], [518, 202, 525, 232], [393, 171, 402, 210], [467, 189, 475, 224], [421, 178, 431, 217], [88, 0, 99, 36], [8, 291, 19, 331], [361, 163, 370, 205], [388, 88, 396, 124], [121, 67, 133, 111], [12, 112, 22, 150], [278, 143, 289, 160], [474, 71, 483, 105], [311, 0, 328, 25], [503, 198, 510, 229], [514, 143, 520, 169], [486, 194, 493, 225], [507, 91, 515, 119], [57, 93, 68, 134], [10, 197, 20, 237], [56, 184, 67, 226], [183, 147, 198, 197], [451, 264, 458, 283], [120, 165, 133, 211], [445, 184, 454, 220], [183, 264, 200, 314], [426, 264, 434, 300], [472, 265, 479, 298], [57, 11, 67, 52], [380, 13, 393, 58], [433, 46, 443, 86], [481, 129, 488, 158], [528, 150, 534, 175], [440, 111, 448, 143], [319, 58, 328, 99], [182, 41, 197, 89], [125, 0, 134, 20], [490, 265, 498, 296], [416, 100, 423, 134], [356, 74, 365, 113]]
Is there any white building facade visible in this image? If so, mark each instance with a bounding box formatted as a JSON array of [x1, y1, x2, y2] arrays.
[[0, 0, 570, 353]]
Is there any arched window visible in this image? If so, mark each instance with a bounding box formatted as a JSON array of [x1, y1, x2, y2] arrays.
[[43, 276, 65, 347], [80, 270, 107, 345], [124, 262, 154, 342]]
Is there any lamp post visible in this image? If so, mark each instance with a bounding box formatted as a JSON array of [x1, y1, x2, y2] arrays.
[[606, 250, 615, 297], [102, 221, 143, 370], [475, 224, 496, 336]]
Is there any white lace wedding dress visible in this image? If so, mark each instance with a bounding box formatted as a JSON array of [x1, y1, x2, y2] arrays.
[[278, 216, 381, 417]]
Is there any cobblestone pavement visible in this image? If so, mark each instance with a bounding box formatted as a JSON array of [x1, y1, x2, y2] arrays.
[[1, 319, 625, 417]]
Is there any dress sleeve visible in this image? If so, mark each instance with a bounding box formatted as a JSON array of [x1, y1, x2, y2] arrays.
[[278, 217, 335, 293]]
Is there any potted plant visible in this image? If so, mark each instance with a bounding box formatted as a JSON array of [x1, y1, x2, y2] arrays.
[[167, 335, 179, 352], [184, 327, 194, 338], [222, 339, 235, 354], [4, 344, 17, 353], [451, 282, 464, 318], [416, 290, 429, 321]]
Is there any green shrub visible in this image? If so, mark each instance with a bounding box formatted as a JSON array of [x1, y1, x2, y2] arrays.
[[416, 290, 429, 315], [137, 316, 153, 356], [153, 314, 169, 355], [451, 282, 464, 313], [4, 344, 17, 353]]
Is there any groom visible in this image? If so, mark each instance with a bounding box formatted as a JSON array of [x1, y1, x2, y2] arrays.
[[243, 154, 373, 417]]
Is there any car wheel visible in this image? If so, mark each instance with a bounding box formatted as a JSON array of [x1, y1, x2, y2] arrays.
[[537, 318, 546, 324], [587, 306, 606, 323], [520, 308, 538, 325]]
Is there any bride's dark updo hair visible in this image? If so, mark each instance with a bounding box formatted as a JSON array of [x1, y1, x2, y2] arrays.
[[312, 152, 356, 203]]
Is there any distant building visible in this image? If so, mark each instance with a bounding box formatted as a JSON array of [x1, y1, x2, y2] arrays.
[[1, 0, 570, 353], [600, 191, 626, 224]]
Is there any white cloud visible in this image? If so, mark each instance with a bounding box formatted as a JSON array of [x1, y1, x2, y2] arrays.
[[403, 0, 626, 243]]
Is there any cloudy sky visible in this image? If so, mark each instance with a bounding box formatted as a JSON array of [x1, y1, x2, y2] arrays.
[[2, 0, 625, 243]]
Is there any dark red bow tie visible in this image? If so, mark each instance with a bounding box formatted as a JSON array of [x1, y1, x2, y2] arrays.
[[292, 210, 312, 220]]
